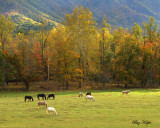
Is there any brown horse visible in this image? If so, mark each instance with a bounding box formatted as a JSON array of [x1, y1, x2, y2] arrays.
[[122, 90, 130, 95], [86, 92, 92, 96], [79, 92, 83, 97], [38, 101, 48, 108]]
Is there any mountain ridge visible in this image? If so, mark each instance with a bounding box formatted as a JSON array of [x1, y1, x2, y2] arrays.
[[1, 0, 160, 30]]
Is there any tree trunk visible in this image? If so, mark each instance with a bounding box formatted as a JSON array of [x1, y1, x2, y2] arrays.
[[1, 43, 5, 90], [66, 81, 69, 90], [1, 59, 5, 90], [102, 81, 105, 88], [125, 76, 128, 88], [24, 81, 30, 91], [79, 81, 81, 88], [125, 83, 128, 88]]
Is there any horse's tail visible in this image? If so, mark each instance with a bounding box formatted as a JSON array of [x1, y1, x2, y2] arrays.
[[25, 97, 26, 102], [45, 96, 46, 100], [37, 95, 39, 100]]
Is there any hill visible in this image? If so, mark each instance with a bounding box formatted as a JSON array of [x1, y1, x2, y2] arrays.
[[1, 0, 160, 30]]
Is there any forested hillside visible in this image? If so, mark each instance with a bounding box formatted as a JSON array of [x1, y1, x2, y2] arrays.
[[1, 0, 160, 29], [0, 6, 160, 90]]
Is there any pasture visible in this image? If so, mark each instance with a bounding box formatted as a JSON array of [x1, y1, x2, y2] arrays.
[[0, 89, 160, 128]]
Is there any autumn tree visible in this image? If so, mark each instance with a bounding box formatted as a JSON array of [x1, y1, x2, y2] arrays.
[[0, 15, 15, 89], [144, 17, 158, 86], [47, 26, 78, 89], [114, 34, 141, 88], [99, 16, 113, 87], [111, 27, 127, 85], [132, 23, 143, 41], [38, 21, 50, 80], [4, 31, 41, 90], [63, 6, 97, 87]]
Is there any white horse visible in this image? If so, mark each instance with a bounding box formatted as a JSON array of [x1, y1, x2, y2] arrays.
[[38, 101, 48, 108], [46, 107, 57, 116], [86, 95, 95, 101]]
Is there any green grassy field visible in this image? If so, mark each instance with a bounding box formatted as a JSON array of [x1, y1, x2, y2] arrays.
[[0, 89, 160, 128]]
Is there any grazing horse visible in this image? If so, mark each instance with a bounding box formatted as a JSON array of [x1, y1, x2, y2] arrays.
[[85, 95, 95, 101], [25, 96, 34, 102], [37, 94, 46, 100], [122, 90, 130, 95], [86, 92, 92, 96], [38, 101, 48, 108], [79, 92, 83, 97], [47, 94, 55, 100], [46, 107, 57, 116]]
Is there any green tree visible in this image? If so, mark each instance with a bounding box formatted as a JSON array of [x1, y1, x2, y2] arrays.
[[0, 15, 15, 89], [115, 34, 141, 88], [132, 23, 143, 41]]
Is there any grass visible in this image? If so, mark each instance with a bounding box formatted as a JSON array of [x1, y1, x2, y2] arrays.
[[0, 89, 160, 128]]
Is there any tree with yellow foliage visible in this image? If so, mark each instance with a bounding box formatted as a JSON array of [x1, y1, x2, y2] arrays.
[[63, 6, 97, 87]]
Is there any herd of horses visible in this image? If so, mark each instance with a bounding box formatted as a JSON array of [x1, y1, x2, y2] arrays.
[[25, 92, 94, 102], [25, 93, 55, 102], [24, 92, 94, 116], [24, 93, 57, 115], [24, 90, 130, 116]]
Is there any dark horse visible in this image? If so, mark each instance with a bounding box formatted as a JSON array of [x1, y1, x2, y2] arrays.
[[86, 92, 92, 95], [25, 96, 34, 102], [47, 94, 55, 100], [37, 94, 46, 100]]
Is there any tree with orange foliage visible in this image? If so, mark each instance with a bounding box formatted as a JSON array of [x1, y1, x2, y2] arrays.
[[4, 31, 41, 90]]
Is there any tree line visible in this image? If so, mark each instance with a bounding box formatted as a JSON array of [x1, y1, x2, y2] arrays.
[[1, 6, 160, 90]]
